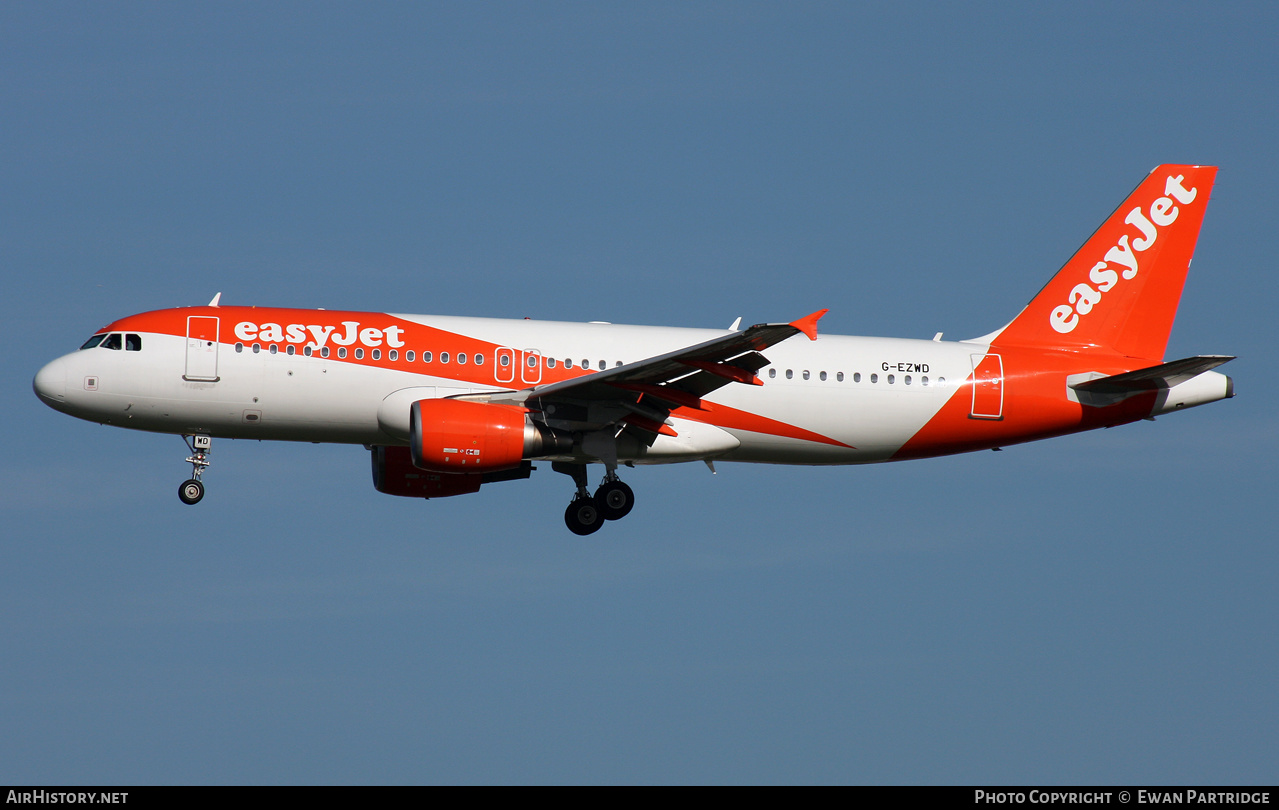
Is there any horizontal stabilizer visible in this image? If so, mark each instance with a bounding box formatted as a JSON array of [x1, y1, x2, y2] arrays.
[[1070, 355, 1235, 394]]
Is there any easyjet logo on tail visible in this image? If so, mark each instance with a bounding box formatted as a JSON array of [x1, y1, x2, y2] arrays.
[[1049, 174, 1199, 334]]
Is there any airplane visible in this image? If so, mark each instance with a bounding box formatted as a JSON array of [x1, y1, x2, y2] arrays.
[[32, 164, 1234, 535]]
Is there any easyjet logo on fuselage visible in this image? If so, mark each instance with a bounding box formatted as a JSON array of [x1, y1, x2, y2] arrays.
[[233, 320, 406, 350], [1049, 174, 1198, 334]]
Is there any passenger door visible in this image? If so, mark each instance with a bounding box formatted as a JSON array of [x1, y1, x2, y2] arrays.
[[969, 353, 1003, 420], [185, 316, 220, 381]]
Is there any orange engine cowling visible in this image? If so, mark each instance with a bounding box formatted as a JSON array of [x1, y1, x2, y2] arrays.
[[409, 398, 570, 474]]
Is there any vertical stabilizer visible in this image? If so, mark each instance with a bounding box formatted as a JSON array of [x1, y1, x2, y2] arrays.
[[993, 165, 1217, 361]]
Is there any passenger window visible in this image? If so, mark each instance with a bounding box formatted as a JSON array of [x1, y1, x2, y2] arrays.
[[251, 343, 260, 354], [389, 350, 398, 361], [423, 351, 433, 363], [547, 357, 557, 368], [125, 334, 142, 351], [440, 352, 449, 363], [938, 377, 946, 385], [802, 370, 810, 380], [372, 349, 381, 360], [321, 347, 330, 358], [338, 347, 347, 359], [474, 353, 483, 366], [769, 368, 776, 378], [269, 344, 278, 354], [407, 350, 415, 362], [888, 374, 895, 384], [102, 334, 123, 351], [785, 369, 793, 379], [457, 353, 466, 365], [287, 345, 296, 356], [355, 348, 364, 359], [904, 375, 911, 385], [565, 359, 573, 369], [838, 372, 845, 382], [921, 376, 929, 386], [235, 342, 244, 353], [582, 360, 589, 369], [819, 371, 827, 381], [499, 354, 508, 367], [598, 360, 606, 370], [304, 346, 313, 357], [80, 335, 106, 350], [870, 373, 878, 383]]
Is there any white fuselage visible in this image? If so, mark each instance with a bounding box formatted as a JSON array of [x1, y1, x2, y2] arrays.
[[35, 313, 980, 465]]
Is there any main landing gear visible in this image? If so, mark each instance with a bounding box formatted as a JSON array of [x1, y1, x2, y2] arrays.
[[596, 475, 634, 521], [178, 434, 212, 505], [554, 462, 636, 536]]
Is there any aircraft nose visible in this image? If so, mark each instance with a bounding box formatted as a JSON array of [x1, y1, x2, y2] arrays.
[[33, 357, 68, 409]]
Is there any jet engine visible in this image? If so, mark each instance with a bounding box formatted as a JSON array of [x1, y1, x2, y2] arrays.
[[408, 398, 572, 474]]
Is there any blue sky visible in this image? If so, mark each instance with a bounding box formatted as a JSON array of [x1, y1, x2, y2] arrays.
[[2, 2, 1275, 784]]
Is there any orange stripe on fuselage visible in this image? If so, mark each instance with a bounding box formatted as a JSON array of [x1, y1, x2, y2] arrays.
[[678, 401, 853, 448], [104, 306, 603, 389], [107, 306, 855, 448]]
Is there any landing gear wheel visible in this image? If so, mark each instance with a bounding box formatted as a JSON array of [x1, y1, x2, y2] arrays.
[[565, 497, 604, 536], [595, 480, 635, 521], [178, 479, 205, 505]]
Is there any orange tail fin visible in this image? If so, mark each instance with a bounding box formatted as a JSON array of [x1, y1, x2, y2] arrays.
[[992, 165, 1217, 362]]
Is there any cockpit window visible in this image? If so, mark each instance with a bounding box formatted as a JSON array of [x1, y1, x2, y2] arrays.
[[101, 333, 123, 351], [80, 335, 106, 350], [125, 334, 142, 351]]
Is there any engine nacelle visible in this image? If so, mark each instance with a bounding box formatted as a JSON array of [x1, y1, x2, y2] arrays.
[[370, 445, 483, 498], [409, 398, 571, 474]]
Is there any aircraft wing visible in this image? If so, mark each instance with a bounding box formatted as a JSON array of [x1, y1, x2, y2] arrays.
[[469, 310, 827, 440]]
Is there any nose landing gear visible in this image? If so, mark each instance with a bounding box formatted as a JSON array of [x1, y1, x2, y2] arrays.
[[179, 479, 204, 505], [178, 434, 211, 505]]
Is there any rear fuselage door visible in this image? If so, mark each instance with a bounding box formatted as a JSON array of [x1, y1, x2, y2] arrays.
[[185, 316, 220, 381], [969, 353, 1003, 420]]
